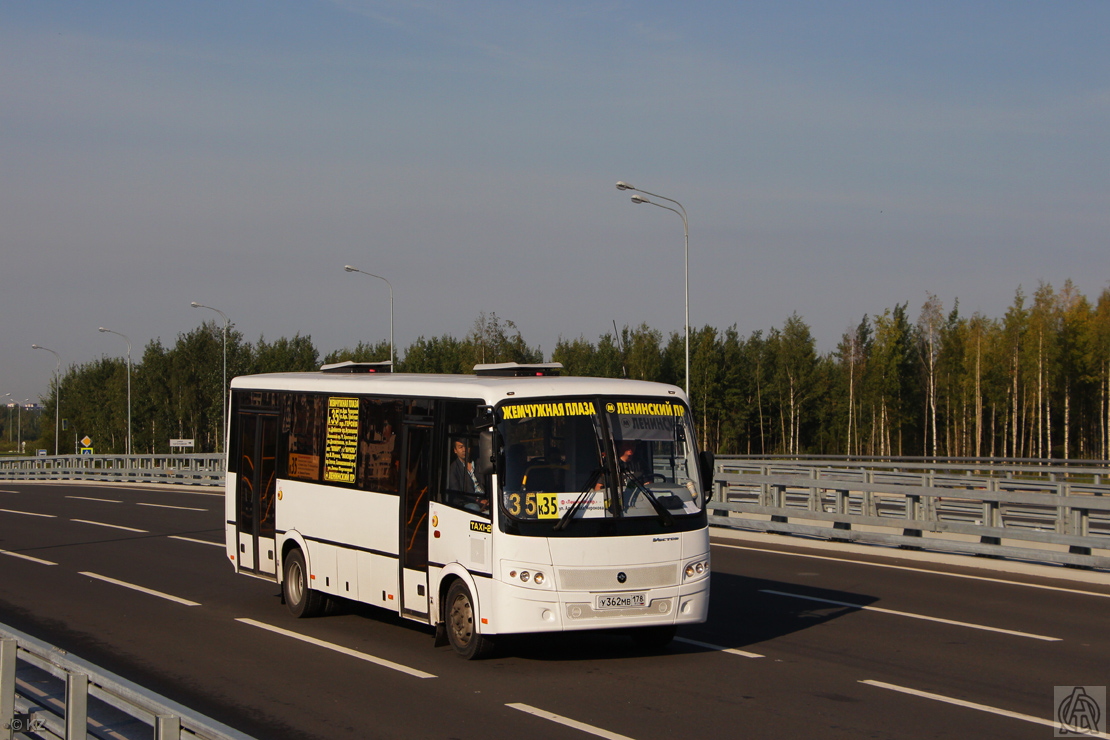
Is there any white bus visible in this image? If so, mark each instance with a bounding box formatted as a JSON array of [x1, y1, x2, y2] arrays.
[[226, 362, 713, 658]]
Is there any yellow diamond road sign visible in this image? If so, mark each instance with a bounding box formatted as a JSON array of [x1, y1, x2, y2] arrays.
[[81, 436, 92, 447]]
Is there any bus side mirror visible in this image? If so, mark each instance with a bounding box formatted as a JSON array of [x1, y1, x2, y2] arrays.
[[699, 451, 715, 500], [477, 431, 496, 479]]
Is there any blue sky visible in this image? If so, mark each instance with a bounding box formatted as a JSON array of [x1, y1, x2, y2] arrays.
[[2, 1, 1107, 404]]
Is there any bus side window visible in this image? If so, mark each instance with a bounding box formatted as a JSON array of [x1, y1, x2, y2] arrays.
[[442, 400, 489, 515], [358, 398, 402, 494], [284, 393, 324, 481]]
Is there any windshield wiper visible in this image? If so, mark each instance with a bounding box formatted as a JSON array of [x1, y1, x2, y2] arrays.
[[624, 471, 675, 527], [554, 467, 604, 531]]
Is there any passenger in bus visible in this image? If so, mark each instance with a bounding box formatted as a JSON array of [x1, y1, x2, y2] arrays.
[[449, 438, 488, 514]]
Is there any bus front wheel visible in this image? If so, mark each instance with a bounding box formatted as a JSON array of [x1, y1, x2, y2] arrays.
[[283, 548, 325, 618], [445, 580, 494, 660]]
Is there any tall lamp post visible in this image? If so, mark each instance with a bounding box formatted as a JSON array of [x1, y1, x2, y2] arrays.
[[98, 327, 132, 456], [616, 181, 690, 396], [344, 265, 394, 367], [3, 393, 11, 444], [31, 344, 62, 455], [190, 302, 229, 453]]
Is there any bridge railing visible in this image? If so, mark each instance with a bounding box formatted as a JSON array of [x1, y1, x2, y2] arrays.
[[0, 454, 224, 487], [1, 622, 254, 740], [2, 453, 1107, 569], [710, 458, 1110, 570]]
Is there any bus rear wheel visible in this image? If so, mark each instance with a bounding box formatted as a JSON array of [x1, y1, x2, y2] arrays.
[[283, 548, 325, 618], [445, 581, 494, 660]]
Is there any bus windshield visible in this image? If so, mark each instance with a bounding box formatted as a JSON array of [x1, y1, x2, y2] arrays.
[[497, 397, 704, 531]]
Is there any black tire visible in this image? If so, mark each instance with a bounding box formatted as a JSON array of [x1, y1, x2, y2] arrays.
[[630, 625, 676, 650], [445, 580, 494, 659], [283, 548, 326, 618]]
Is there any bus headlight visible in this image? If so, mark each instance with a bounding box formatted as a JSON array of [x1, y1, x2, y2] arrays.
[[502, 561, 552, 589], [683, 558, 710, 580]]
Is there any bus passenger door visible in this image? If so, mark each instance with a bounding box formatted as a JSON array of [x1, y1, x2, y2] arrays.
[[234, 411, 279, 577], [399, 424, 431, 619]]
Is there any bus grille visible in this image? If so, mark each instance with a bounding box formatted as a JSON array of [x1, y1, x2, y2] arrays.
[[557, 564, 678, 591], [566, 599, 672, 620]]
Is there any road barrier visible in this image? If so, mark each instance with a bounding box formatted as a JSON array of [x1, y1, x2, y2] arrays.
[[1, 623, 254, 740], [0, 454, 224, 487], [3, 453, 1107, 570], [711, 458, 1110, 570]]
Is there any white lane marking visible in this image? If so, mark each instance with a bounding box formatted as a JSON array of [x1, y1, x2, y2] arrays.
[[0, 508, 56, 518], [235, 618, 437, 679], [80, 571, 201, 606], [674, 636, 764, 658], [761, 589, 1061, 642], [70, 519, 148, 533], [66, 495, 123, 503], [861, 680, 1110, 739], [714, 542, 1110, 599], [507, 703, 635, 740], [137, 502, 209, 511], [0, 549, 57, 565], [169, 535, 224, 547], [102, 487, 224, 497]]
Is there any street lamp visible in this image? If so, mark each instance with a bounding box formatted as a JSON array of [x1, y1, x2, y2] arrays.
[[18, 399, 27, 454], [615, 181, 690, 396], [31, 344, 61, 455], [98, 327, 132, 456], [344, 265, 394, 367], [190, 302, 229, 454], [3, 393, 11, 444]]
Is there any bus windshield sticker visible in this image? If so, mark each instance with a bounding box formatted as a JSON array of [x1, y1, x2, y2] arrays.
[[500, 401, 597, 420], [606, 401, 685, 441], [323, 396, 359, 484]]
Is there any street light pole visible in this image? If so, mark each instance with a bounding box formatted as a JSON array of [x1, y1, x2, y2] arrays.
[[98, 328, 132, 456], [3, 393, 11, 444], [190, 303, 229, 454], [344, 265, 394, 367], [615, 181, 690, 396], [31, 345, 62, 455]]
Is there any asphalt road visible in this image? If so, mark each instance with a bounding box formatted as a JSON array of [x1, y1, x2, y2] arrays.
[[1, 482, 1108, 739]]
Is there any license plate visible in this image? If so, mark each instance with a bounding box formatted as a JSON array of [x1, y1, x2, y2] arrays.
[[595, 592, 646, 610]]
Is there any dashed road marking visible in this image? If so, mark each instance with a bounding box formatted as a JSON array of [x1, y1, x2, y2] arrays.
[[168, 535, 223, 547], [761, 589, 1061, 641], [138, 502, 209, 512], [0, 508, 56, 517], [860, 679, 1110, 739], [235, 618, 437, 679], [70, 519, 148, 533], [674, 636, 764, 658], [507, 703, 635, 740], [0, 549, 57, 565], [79, 572, 201, 606]]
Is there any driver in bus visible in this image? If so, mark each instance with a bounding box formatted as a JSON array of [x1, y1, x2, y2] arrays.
[[449, 438, 489, 514]]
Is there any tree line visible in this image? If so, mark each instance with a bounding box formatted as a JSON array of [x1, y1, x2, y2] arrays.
[[15, 283, 1110, 460]]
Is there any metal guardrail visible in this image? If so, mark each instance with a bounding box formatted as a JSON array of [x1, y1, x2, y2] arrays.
[[2, 453, 1107, 569], [1, 622, 254, 740], [710, 460, 1110, 570], [720, 454, 1110, 483], [0, 455, 224, 487]]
